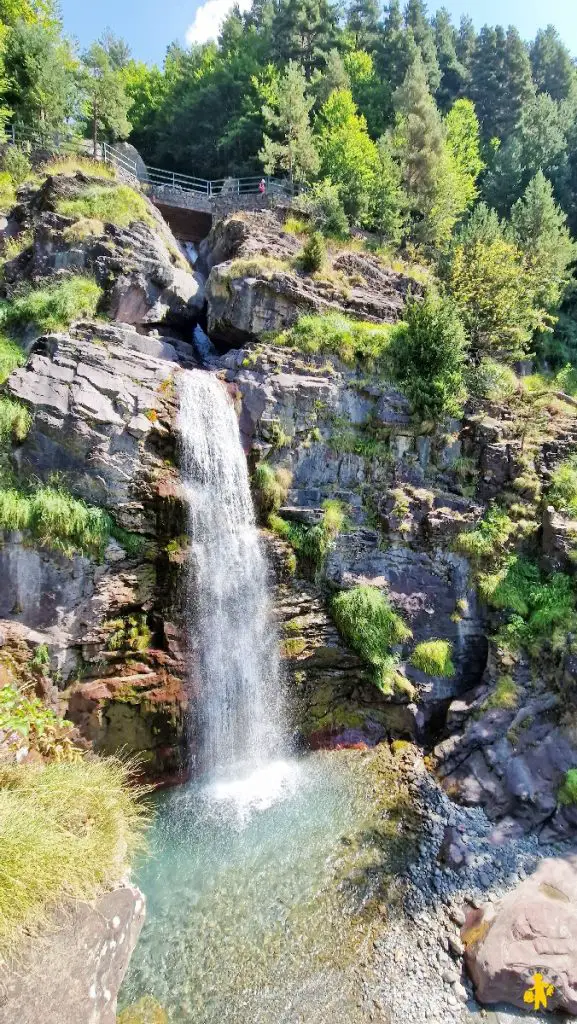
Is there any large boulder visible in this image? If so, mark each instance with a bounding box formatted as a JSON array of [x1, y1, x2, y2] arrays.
[[0, 885, 145, 1024], [202, 211, 422, 345], [463, 856, 577, 1014], [5, 172, 205, 326]]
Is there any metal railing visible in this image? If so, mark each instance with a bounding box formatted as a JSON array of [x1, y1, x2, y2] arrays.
[[3, 129, 300, 205]]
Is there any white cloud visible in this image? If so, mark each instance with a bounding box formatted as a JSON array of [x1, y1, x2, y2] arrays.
[[186, 0, 252, 45]]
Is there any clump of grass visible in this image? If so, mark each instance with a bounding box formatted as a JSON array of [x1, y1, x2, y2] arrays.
[[455, 505, 516, 563], [0, 172, 16, 214], [0, 334, 25, 385], [0, 397, 31, 442], [0, 757, 147, 957], [2, 229, 33, 264], [331, 584, 412, 694], [482, 674, 519, 712], [42, 156, 115, 180], [253, 463, 292, 522], [269, 498, 346, 573], [0, 682, 77, 761], [226, 255, 287, 280], [486, 557, 577, 654], [409, 639, 455, 677], [63, 218, 105, 243], [56, 183, 152, 229], [548, 455, 577, 518], [276, 312, 394, 370], [465, 358, 518, 402], [0, 275, 102, 334], [0, 484, 114, 558], [558, 768, 577, 806], [283, 216, 309, 236]]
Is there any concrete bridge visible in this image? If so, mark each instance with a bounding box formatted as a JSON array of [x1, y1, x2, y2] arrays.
[[103, 143, 298, 244]]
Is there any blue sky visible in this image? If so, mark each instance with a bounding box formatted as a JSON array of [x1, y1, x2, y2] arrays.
[[59, 0, 577, 66]]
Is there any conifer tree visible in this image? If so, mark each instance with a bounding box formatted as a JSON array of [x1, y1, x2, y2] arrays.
[[469, 25, 507, 141], [445, 98, 483, 209], [531, 26, 576, 103], [433, 8, 466, 111], [260, 61, 319, 182], [81, 42, 132, 155], [392, 54, 460, 244], [375, 0, 417, 99], [272, 0, 339, 78], [510, 171, 576, 311], [4, 19, 76, 136], [404, 0, 441, 93], [502, 27, 535, 138], [370, 136, 407, 243], [455, 15, 476, 76], [346, 0, 381, 52]]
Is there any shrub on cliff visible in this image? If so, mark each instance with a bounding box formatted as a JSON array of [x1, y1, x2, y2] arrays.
[[388, 294, 466, 421], [56, 183, 153, 229], [548, 455, 577, 518], [298, 231, 326, 272], [331, 584, 413, 695], [253, 463, 292, 522], [0, 275, 102, 333], [277, 311, 393, 369], [410, 639, 455, 677], [0, 757, 147, 958]]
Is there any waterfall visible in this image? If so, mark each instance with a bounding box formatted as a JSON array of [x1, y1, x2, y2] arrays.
[[178, 370, 284, 779]]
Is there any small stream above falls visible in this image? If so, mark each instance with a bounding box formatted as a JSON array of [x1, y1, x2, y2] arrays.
[[119, 369, 417, 1023]]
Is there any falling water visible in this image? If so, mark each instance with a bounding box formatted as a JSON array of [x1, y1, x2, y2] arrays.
[[178, 369, 285, 783]]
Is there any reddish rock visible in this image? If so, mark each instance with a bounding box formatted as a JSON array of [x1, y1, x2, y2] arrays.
[[463, 856, 577, 1013]]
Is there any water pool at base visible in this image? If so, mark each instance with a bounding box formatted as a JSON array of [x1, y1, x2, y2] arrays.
[[119, 748, 414, 1024]]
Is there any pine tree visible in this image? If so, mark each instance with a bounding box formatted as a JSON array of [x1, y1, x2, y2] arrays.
[[502, 27, 535, 138], [455, 15, 476, 75], [344, 49, 390, 138], [510, 171, 576, 311], [370, 135, 407, 243], [260, 61, 319, 182], [313, 48, 350, 106], [469, 25, 507, 141], [272, 0, 339, 78], [531, 26, 576, 103], [81, 43, 132, 155], [346, 0, 381, 52], [375, 0, 417, 100], [316, 88, 379, 223], [433, 8, 466, 112], [404, 0, 441, 93], [392, 53, 460, 244]]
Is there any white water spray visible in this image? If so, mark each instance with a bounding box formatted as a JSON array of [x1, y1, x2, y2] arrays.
[[178, 370, 287, 784]]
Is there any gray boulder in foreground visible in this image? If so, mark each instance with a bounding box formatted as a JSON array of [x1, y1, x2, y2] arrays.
[[0, 885, 145, 1024], [463, 856, 577, 1014]]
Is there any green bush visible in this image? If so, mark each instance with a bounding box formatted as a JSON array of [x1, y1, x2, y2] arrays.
[[0, 397, 31, 443], [0, 683, 76, 760], [298, 231, 326, 273], [332, 584, 412, 693], [276, 311, 394, 369], [0, 276, 102, 333], [0, 172, 16, 214], [56, 184, 153, 229], [0, 757, 147, 956], [0, 334, 25, 384], [482, 674, 519, 711], [455, 506, 516, 563], [268, 499, 346, 572], [484, 557, 577, 653], [466, 358, 518, 401], [549, 456, 577, 518], [299, 178, 349, 239], [558, 768, 577, 806], [1, 147, 32, 187], [252, 463, 292, 522], [0, 484, 116, 558], [409, 639, 455, 677], [387, 294, 466, 421]]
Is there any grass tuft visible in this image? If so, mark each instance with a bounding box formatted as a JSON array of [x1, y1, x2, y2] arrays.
[[41, 156, 115, 180], [252, 463, 292, 522], [409, 639, 455, 677], [0, 485, 113, 559], [0, 397, 31, 442], [63, 218, 105, 243], [276, 312, 394, 370], [0, 276, 102, 334], [56, 184, 152, 229], [331, 584, 412, 695], [549, 455, 577, 519], [0, 334, 25, 385], [482, 674, 519, 712], [0, 757, 147, 958], [558, 768, 577, 806]]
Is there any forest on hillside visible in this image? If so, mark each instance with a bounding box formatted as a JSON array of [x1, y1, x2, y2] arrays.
[[1, 0, 577, 377]]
